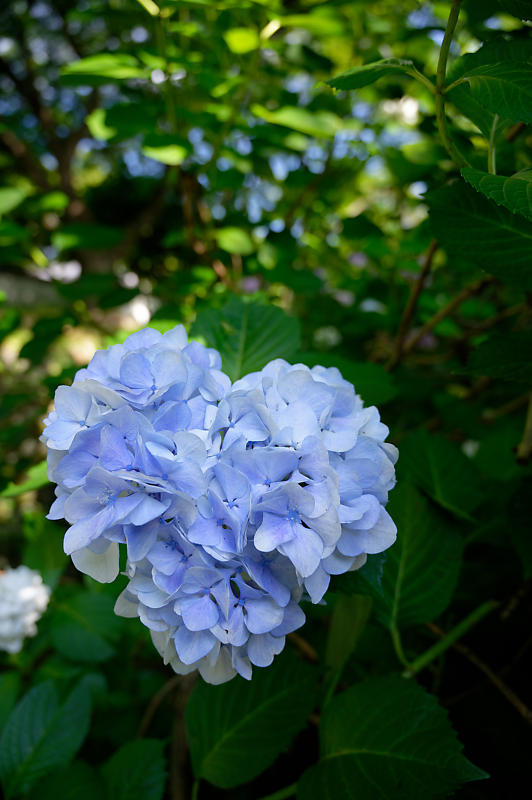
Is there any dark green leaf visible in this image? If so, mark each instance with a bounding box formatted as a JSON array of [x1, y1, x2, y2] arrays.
[[297, 677, 487, 800], [186, 655, 316, 788], [101, 740, 166, 800], [399, 429, 483, 517], [462, 168, 532, 221], [50, 591, 124, 663], [191, 296, 301, 381], [328, 58, 416, 90], [325, 594, 372, 676], [27, 762, 104, 800], [464, 62, 532, 124], [52, 224, 124, 251], [428, 183, 532, 288], [466, 331, 532, 383], [0, 681, 91, 798], [0, 674, 20, 733], [498, 0, 532, 20]]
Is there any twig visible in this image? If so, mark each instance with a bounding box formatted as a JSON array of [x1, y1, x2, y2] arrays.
[[288, 632, 319, 663], [426, 622, 532, 725], [257, 782, 297, 800], [137, 674, 182, 738], [402, 276, 495, 355], [388, 239, 438, 370], [506, 122, 526, 143], [516, 393, 532, 464]]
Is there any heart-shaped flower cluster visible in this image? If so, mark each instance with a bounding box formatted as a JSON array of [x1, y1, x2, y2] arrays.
[[42, 325, 397, 684]]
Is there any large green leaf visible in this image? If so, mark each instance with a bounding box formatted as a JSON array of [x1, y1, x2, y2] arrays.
[[186, 655, 316, 788], [466, 331, 532, 384], [328, 58, 416, 90], [214, 227, 254, 255], [0, 674, 20, 733], [299, 353, 398, 405], [427, 183, 532, 288], [399, 429, 483, 518], [190, 296, 301, 381], [374, 483, 463, 628], [297, 677, 487, 800], [0, 681, 91, 798], [50, 591, 125, 663], [142, 134, 190, 165], [462, 168, 532, 221], [463, 62, 532, 124], [101, 740, 166, 800], [325, 594, 372, 676]]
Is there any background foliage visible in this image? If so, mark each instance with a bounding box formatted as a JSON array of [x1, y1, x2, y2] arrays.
[[1, 0, 531, 798]]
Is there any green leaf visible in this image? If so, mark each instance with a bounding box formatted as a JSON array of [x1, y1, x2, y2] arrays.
[[0, 674, 19, 732], [0, 461, 48, 498], [399, 429, 483, 518], [0, 187, 29, 216], [61, 54, 147, 85], [297, 677, 487, 800], [427, 183, 532, 288], [214, 226, 254, 255], [191, 296, 301, 381], [52, 224, 124, 251], [463, 62, 532, 124], [0, 681, 91, 798], [186, 655, 316, 788], [299, 353, 398, 405], [27, 762, 104, 800], [50, 591, 124, 663], [466, 331, 532, 383], [251, 104, 342, 138], [328, 58, 416, 90], [0, 221, 30, 244], [325, 594, 372, 676], [223, 27, 259, 53], [462, 168, 532, 221], [498, 0, 532, 20], [22, 514, 68, 589], [373, 483, 463, 628], [101, 740, 166, 800], [142, 134, 189, 165]]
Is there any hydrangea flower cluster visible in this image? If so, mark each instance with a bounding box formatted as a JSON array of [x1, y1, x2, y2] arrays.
[[0, 565, 50, 653], [42, 325, 398, 684]]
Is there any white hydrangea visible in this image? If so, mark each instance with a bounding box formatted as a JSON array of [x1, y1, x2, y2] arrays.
[[0, 566, 50, 653]]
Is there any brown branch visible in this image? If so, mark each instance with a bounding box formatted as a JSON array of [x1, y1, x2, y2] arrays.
[[402, 275, 495, 356], [288, 632, 319, 663], [427, 622, 532, 725], [506, 122, 526, 143], [137, 675, 181, 739], [388, 239, 438, 370], [516, 393, 532, 464]]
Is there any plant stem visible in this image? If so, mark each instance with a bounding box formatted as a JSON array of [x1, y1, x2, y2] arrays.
[[191, 779, 200, 800], [434, 0, 469, 167], [257, 782, 298, 800], [516, 393, 532, 463], [390, 623, 409, 668], [488, 114, 499, 174], [404, 601, 498, 677]]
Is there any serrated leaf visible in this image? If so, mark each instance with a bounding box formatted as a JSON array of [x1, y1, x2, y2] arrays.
[[399, 429, 483, 518], [186, 655, 316, 788], [462, 168, 532, 221], [299, 353, 397, 405], [191, 296, 301, 381], [297, 677, 487, 800], [50, 591, 124, 663], [463, 62, 532, 124], [427, 183, 532, 288], [374, 483, 463, 628], [328, 58, 416, 90], [101, 740, 166, 800], [0, 681, 91, 798], [466, 331, 532, 383]]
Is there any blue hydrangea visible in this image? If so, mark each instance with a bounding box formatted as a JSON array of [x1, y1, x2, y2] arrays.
[[42, 326, 397, 684]]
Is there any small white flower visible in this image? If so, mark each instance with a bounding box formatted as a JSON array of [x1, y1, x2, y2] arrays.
[[0, 566, 50, 654]]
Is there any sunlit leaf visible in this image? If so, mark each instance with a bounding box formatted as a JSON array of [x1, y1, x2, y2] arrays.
[[328, 58, 416, 90], [251, 104, 342, 138], [223, 27, 259, 53]]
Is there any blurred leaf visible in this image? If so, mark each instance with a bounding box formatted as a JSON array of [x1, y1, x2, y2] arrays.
[[462, 62, 532, 124], [325, 594, 372, 676], [191, 296, 301, 381], [27, 762, 104, 800], [374, 483, 463, 627], [187, 655, 316, 788], [0, 674, 20, 733], [0, 221, 30, 245], [299, 353, 398, 405], [281, 12, 344, 36], [328, 58, 416, 90], [214, 226, 254, 255], [297, 677, 487, 800], [142, 134, 189, 165], [497, 0, 532, 20], [61, 54, 147, 85], [428, 183, 532, 288], [0, 187, 29, 215], [462, 168, 532, 221], [0, 461, 48, 498], [399, 430, 483, 518], [101, 740, 166, 800], [0, 681, 91, 798], [50, 591, 124, 663], [466, 331, 532, 383], [52, 224, 124, 251], [23, 514, 68, 589], [223, 27, 259, 53], [252, 104, 342, 138]]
